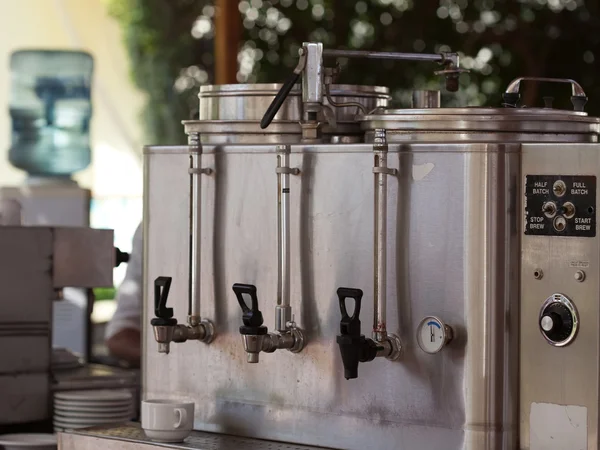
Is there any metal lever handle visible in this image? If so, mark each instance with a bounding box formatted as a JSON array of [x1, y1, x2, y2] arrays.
[[503, 77, 588, 111], [260, 49, 307, 129], [232, 283, 265, 330], [151, 276, 177, 326], [260, 72, 300, 129]]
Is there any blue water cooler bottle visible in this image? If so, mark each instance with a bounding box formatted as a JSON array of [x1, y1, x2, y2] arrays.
[[8, 50, 94, 178]]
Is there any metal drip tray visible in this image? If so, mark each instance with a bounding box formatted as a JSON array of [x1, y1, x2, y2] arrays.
[[58, 424, 333, 450]]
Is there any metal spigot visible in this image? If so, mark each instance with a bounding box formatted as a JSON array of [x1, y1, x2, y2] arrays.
[[150, 276, 215, 354], [336, 287, 401, 380], [233, 283, 305, 363], [150, 277, 178, 354]]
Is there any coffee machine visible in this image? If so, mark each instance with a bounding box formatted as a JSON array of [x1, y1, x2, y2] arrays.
[[59, 42, 600, 450]]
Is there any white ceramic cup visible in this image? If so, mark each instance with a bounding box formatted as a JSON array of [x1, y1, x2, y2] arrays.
[[141, 399, 194, 443]]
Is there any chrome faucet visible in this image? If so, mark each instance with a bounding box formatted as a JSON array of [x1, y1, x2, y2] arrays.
[[336, 130, 402, 379], [232, 283, 304, 363], [151, 276, 214, 354]]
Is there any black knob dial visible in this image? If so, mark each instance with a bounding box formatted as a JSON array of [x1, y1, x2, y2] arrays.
[[540, 303, 573, 343]]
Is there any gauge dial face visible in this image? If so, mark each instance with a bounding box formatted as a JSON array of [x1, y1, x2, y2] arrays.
[[416, 316, 447, 354]]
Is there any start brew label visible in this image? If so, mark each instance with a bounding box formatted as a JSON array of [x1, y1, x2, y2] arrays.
[[525, 175, 596, 237]]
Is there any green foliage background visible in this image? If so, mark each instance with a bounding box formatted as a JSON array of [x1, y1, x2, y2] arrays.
[[109, 0, 600, 145]]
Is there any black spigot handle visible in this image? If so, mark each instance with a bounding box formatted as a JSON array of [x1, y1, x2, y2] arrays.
[[114, 247, 130, 267], [337, 287, 363, 337], [336, 286, 378, 380], [151, 276, 177, 326], [232, 283, 266, 333], [260, 71, 300, 129]]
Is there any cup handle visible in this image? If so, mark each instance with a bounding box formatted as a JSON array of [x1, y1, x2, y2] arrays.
[[174, 408, 187, 429]]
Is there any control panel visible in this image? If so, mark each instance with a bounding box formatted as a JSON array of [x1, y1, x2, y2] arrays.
[[524, 175, 596, 237], [539, 293, 579, 347]]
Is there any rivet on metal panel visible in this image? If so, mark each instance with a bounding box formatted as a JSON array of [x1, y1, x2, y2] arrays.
[[533, 269, 544, 280]]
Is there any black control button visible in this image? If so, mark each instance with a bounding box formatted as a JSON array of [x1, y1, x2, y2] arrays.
[[540, 303, 573, 343]]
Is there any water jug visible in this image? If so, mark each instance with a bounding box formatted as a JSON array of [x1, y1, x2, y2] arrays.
[[8, 50, 93, 177]]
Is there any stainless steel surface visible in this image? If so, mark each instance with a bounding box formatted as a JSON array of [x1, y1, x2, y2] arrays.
[[241, 334, 266, 363], [276, 145, 292, 332], [372, 130, 390, 342], [58, 424, 331, 450], [150, 135, 215, 354], [324, 79, 367, 117], [152, 325, 175, 354], [144, 141, 520, 450], [198, 84, 389, 121], [153, 320, 215, 355], [375, 332, 402, 360], [519, 143, 600, 450], [360, 107, 600, 142], [411, 90, 441, 108], [241, 326, 305, 364], [302, 42, 323, 112], [274, 306, 291, 333], [190, 146, 202, 320], [263, 331, 294, 353], [505, 76, 586, 97], [323, 48, 453, 64], [188, 132, 215, 347], [195, 82, 389, 144], [320, 46, 461, 92], [53, 228, 114, 288], [295, 43, 461, 135]]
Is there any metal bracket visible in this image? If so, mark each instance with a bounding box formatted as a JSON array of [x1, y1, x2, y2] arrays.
[[294, 48, 308, 75], [188, 168, 213, 175], [373, 167, 397, 176], [276, 167, 300, 175]]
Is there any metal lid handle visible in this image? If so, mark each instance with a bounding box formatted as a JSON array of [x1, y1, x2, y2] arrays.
[[503, 77, 588, 111]]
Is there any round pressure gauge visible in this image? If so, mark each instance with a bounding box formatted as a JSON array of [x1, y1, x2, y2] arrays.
[[416, 316, 453, 354]]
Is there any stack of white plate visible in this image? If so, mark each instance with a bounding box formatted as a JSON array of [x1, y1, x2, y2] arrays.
[[53, 389, 133, 431]]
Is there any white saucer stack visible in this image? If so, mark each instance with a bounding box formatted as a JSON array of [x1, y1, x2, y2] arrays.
[[53, 389, 133, 431]]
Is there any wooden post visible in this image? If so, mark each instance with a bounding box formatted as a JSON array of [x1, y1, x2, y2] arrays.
[[215, 0, 241, 84]]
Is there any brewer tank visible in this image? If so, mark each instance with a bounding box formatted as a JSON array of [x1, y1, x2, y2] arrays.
[[59, 43, 600, 450]]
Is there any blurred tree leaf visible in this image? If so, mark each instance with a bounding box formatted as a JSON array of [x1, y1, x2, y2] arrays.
[[108, 0, 214, 145], [242, 0, 600, 112], [110, 0, 600, 141]]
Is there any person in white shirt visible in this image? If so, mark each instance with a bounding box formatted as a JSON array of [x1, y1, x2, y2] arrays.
[[105, 222, 142, 366]]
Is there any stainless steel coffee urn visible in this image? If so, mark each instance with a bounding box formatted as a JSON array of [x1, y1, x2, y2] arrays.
[[61, 42, 600, 450]]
